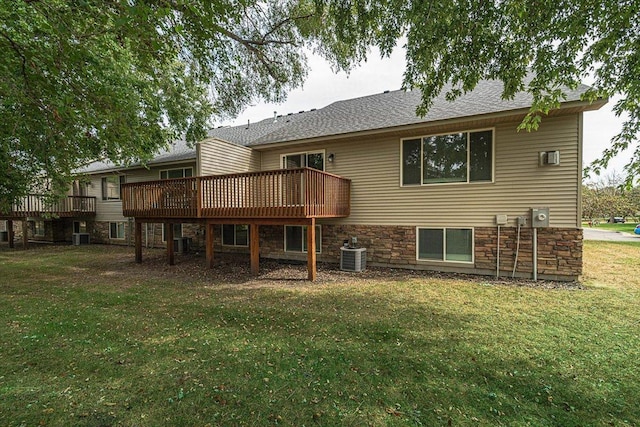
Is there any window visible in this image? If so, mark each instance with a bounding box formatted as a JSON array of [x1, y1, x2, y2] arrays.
[[222, 224, 249, 246], [285, 225, 321, 253], [162, 223, 183, 242], [73, 221, 87, 233], [34, 220, 45, 237], [281, 151, 325, 171], [102, 175, 125, 200], [402, 129, 493, 185], [0, 221, 6, 232], [160, 167, 193, 180], [417, 228, 473, 263], [109, 222, 126, 239]]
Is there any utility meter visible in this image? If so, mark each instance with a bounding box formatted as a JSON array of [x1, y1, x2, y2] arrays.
[[531, 207, 550, 228]]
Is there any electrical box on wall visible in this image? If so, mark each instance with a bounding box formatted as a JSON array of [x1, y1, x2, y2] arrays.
[[540, 151, 560, 166], [531, 207, 550, 228], [495, 214, 508, 225]]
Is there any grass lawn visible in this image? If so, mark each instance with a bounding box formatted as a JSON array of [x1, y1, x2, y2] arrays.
[[1, 242, 639, 426], [582, 221, 639, 234]]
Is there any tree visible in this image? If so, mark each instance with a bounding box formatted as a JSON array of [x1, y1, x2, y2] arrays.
[[583, 172, 636, 221], [311, 0, 640, 184], [0, 0, 326, 210]]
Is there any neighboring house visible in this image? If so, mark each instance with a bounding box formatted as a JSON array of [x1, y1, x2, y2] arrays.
[[2, 76, 606, 281]]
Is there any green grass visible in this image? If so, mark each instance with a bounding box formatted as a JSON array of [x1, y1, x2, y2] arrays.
[[1, 243, 640, 426], [583, 221, 639, 234]]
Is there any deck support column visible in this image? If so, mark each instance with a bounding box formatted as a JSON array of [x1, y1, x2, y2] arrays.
[[135, 221, 142, 263], [166, 222, 174, 266], [206, 222, 215, 269], [250, 224, 259, 275], [307, 218, 316, 281], [7, 220, 14, 248], [22, 220, 28, 249]]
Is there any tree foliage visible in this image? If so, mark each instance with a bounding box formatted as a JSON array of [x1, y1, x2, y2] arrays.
[[582, 172, 639, 221], [312, 0, 640, 184], [2, 0, 639, 211], [0, 0, 323, 210]]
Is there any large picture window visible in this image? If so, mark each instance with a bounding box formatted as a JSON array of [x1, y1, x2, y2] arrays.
[[284, 225, 321, 253], [102, 175, 125, 200], [402, 130, 493, 185], [222, 224, 249, 246], [417, 228, 473, 263]]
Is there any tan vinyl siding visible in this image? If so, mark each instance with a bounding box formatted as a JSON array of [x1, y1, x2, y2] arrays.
[[259, 114, 581, 228], [199, 139, 261, 176], [89, 162, 196, 222]]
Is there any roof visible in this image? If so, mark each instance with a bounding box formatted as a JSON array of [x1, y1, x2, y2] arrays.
[[78, 139, 195, 174], [82, 76, 601, 173], [239, 78, 596, 147]]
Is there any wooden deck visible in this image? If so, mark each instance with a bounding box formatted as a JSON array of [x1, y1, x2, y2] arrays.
[[121, 167, 351, 220], [122, 168, 351, 281], [0, 195, 96, 219]]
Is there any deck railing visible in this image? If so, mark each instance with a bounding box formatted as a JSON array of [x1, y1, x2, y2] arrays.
[[1, 195, 96, 218], [122, 168, 351, 219]]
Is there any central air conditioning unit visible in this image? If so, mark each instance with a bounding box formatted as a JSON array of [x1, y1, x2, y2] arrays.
[[340, 247, 367, 272], [72, 233, 90, 245], [173, 237, 192, 254]]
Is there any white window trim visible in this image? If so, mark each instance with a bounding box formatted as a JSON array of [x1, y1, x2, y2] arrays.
[[283, 225, 322, 254], [415, 227, 475, 264], [221, 224, 249, 247], [109, 222, 126, 240], [400, 128, 495, 187], [280, 150, 326, 171], [161, 224, 183, 242], [159, 167, 193, 180]]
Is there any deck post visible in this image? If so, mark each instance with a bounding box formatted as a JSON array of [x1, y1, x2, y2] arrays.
[[7, 220, 14, 248], [166, 222, 174, 266], [206, 222, 214, 269], [250, 223, 259, 275], [22, 220, 28, 249], [135, 221, 142, 263], [307, 218, 316, 281]]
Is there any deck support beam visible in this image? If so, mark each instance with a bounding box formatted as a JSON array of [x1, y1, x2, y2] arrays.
[[307, 218, 316, 281], [206, 222, 215, 269], [166, 222, 174, 266], [7, 220, 14, 248], [250, 224, 260, 275], [135, 221, 142, 263], [22, 220, 28, 249]]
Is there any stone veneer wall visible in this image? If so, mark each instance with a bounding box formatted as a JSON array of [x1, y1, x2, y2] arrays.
[[257, 224, 582, 281], [87, 221, 582, 280]]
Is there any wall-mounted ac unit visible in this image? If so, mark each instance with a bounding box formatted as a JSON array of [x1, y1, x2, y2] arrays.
[[72, 233, 90, 245], [340, 247, 367, 272]]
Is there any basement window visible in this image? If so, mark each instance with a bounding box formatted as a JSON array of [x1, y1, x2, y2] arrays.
[[417, 227, 473, 263]]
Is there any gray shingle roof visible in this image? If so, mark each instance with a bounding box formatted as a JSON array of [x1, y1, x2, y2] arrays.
[[242, 78, 593, 146], [78, 139, 195, 174], [82, 76, 596, 173]]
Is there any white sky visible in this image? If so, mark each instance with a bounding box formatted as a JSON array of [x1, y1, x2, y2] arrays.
[[220, 47, 631, 177]]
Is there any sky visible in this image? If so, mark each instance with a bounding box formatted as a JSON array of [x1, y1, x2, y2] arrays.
[[220, 47, 632, 179]]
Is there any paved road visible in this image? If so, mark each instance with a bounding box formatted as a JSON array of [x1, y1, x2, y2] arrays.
[[583, 227, 640, 242]]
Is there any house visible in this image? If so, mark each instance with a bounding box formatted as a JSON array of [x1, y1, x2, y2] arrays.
[[3, 76, 606, 281]]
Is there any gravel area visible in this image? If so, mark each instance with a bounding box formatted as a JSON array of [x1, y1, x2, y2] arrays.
[[130, 248, 585, 291]]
